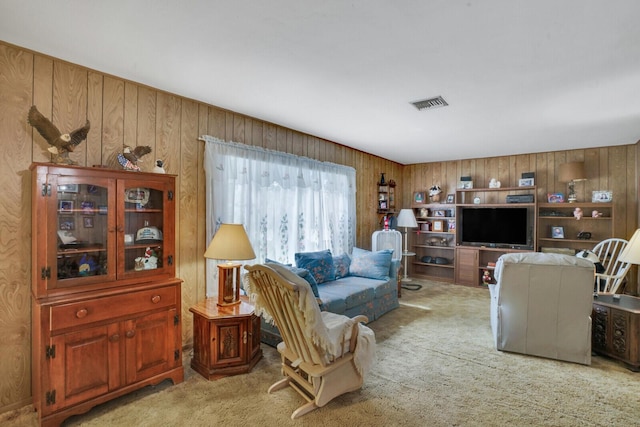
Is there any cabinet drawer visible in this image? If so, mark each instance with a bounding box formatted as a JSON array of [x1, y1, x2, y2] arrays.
[[51, 286, 177, 331]]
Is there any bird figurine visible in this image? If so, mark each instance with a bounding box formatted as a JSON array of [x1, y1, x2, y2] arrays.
[[117, 145, 152, 171], [153, 159, 166, 174], [27, 105, 90, 164]]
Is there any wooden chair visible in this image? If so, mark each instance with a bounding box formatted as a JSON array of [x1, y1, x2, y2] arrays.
[[244, 263, 375, 419], [591, 238, 631, 294]]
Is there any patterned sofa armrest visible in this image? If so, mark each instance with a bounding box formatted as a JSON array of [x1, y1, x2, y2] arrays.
[[389, 259, 401, 279]]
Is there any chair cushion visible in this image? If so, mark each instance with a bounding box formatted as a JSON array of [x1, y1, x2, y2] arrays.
[[295, 250, 335, 284], [349, 247, 393, 280]]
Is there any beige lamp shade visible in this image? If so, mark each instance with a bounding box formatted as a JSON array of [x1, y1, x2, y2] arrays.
[[619, 229, 640, 264], [204, 223, 256, 261], [396, 209, 418, 228], [558, 162, 586, 183]]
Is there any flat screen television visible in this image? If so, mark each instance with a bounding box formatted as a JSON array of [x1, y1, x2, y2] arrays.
[[460, 207, 530, 249]]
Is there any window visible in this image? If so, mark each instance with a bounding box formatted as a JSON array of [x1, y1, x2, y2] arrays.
[[202, 136, 356, 296]]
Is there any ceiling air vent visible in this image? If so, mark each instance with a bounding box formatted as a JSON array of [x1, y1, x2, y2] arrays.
[[411, 96, 448, 111]]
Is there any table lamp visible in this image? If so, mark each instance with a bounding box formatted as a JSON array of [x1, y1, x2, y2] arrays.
[[558, 161, 586, 203], [204, 223, 256, 306], [396, 208, 418, 281]]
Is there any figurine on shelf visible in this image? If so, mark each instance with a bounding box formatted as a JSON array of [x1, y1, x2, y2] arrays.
[[117, 145, 152, 171], [592, 210, 603, 218], [379, 173, 386, 185], [482, 270, 492, 285], [489, 178, 501, 188], [573, 207, 583, 220], [429, 185, 442, 202]]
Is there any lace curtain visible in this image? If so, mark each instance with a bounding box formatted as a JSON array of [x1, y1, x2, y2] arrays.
[[201, 136, 356, 296]]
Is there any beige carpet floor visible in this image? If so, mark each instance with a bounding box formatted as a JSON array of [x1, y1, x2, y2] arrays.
[[3, 280, 639, 426]]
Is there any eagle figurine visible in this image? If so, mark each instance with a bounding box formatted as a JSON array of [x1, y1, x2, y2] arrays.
[[117, 145, 152, 171], [27, 105, 90, 165]]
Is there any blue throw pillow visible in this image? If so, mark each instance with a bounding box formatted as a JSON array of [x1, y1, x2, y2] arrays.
[[349, 247, 393, 280], [265, 259, 320, 297], [333, 253, 351, 279], [295, 250, 335, 284]]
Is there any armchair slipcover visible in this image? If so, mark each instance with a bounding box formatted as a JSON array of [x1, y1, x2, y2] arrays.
[[489, 252, 595, 365], [244, 263, 376, 419]]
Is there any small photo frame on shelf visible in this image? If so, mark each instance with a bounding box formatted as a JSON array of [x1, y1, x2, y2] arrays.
[[547, 193, 564, 203], [83, 216, 94, 228], [414, 192, 426, 204], [81, 200, 95, 215], [432, 220, 445, 232], [446, 194, 455, 204], [447, 219, 456, 231], [59, 200, 74, 213], [433, 210, 446, 217], [519, 178, 534, 187], [98, 205, 108, 215], [551, 226, 565, 239], [458, 181, 473, 189], [58, 217, 75, 231], [379, 200, 388, 210], [592, 190, 613, 203]]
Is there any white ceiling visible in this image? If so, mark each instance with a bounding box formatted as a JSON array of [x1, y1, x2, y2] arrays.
[[2, 1, 640, 165]]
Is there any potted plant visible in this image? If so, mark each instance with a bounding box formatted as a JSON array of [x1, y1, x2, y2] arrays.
[[429, 185, 442, 202]]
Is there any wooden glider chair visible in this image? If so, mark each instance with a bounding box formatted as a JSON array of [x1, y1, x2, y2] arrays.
[[244, 263, 376, 419], [591, 238, 631, 294]]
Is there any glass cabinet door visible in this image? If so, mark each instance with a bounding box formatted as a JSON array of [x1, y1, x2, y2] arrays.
[[119, 179, 174, 279], [51, 176, 115, 288]]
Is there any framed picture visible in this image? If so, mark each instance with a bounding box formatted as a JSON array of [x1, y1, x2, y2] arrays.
[[547, 193, 564, 203], [519, 178, 534, 187], [379, 200, 388, 210], [447, 219, 456, 231], [433, 210, 446, 217], [458, 180, 473, 189], [592, 190, 613, 203], [59, 217, 75, 231], [551, 226, 565, 239], [83, 217, 94, 228], [446, 194, 455, 204], [414, 192, 426, 204], [98, 205, 108, 215], [81, 200, 95, 215], [432, 220, 444, 232], [59, 200, 74, 213], [57, 184, 78, 193]]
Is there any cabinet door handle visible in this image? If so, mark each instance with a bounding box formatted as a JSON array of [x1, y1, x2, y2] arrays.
[[116, 224, 124, 233], [75, 308, 88, 319], [243, 331, 247, 344], [151, 295, 161, 304], [126, 329, 136, 338], [109, 333, 120, 342]]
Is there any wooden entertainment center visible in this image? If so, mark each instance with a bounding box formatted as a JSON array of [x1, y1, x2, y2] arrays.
[[409, 185, 614, 287]]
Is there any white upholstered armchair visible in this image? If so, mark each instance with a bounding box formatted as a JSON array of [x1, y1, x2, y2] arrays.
[[489, 252, 595, 365]]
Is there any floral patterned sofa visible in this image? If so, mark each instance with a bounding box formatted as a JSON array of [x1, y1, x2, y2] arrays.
[[255, 248, 400, 347]]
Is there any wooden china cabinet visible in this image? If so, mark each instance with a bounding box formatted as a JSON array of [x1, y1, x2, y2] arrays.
[[30, 163, 184, 427]]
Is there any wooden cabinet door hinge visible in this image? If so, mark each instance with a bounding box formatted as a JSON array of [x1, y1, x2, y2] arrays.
[[168, 190, 174, 201], [174, 314, 179, 326], [45, 345, 56, 359], [41, 183, 52, 197], [41, 267, 51, 280], [168, 255, 173, 265], [174, 349, 180, 361], [45, 390, 56, 405]]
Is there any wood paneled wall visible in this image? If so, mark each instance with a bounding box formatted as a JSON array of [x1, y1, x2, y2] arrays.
[[402, 147, 638, 239], [0, 41, 401, 411], [0, 39, 637, 413]]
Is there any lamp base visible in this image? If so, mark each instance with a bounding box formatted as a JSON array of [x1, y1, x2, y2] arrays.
[[217, 264, 242, 307]]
